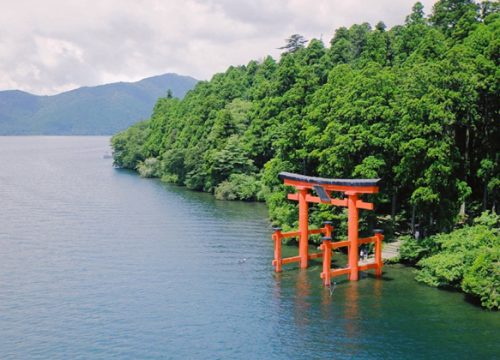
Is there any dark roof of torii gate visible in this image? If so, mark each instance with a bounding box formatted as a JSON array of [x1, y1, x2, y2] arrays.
[[278, 172, 381, 187]]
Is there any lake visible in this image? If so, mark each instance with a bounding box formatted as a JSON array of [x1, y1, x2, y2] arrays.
[[0, 136, 498, 359]]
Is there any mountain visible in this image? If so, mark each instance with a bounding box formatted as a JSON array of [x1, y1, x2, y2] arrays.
[[0, 73, 198, 135]]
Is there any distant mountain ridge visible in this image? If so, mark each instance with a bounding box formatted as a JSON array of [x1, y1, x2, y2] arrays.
[[0, 73, 198, 135]]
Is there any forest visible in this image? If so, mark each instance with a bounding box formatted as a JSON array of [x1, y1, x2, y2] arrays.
[[112, 0, 499, 309]]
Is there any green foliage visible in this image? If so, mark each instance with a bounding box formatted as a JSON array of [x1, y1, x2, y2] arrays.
[[430, 0, 480, 39], [474, 209, 500, 227], [112, 0, 499, 228], [111, 120, 150, 169], [279, 34, 308, 53], [399, 235, 439, 264], [412, 211, 499, 309], [137, 157, 161, 178], [462, 246, 499, 309], [108, 1, 499, 295], [214, 174, 262, 201], [416, 252, 468, 287]]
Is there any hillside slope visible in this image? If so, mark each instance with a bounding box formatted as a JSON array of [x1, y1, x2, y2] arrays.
[[0, 73, 197, 135]]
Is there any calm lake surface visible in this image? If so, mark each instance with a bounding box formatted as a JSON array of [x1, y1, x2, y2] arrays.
[[0, 136, 498, 359]]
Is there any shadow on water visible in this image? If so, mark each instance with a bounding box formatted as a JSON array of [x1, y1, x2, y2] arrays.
[[464, 293, 488, 308], [364, 272, 395, 281]]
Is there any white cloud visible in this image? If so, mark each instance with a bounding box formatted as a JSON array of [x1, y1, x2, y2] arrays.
[[35, 36, 85, 68], [0, 0, 439, 95]]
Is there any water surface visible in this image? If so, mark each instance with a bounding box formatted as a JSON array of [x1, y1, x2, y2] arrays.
[[0, 137, 498, 359]]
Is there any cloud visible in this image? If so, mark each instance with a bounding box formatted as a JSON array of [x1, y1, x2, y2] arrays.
[[0, 0, 439, 95]]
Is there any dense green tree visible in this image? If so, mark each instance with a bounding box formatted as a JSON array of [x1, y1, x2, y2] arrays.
[[430, 0, 479, 38], [406, 2, 425, 24], [330, 27, 355, 64], [111, 120, 150, 169], [279, 34, 308, 53]]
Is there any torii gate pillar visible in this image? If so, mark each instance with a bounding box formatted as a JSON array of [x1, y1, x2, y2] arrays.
[[298, 188, 309, 269], [347, 191, 359, 281]]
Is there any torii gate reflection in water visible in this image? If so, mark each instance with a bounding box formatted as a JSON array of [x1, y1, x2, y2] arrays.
[[272, 172, 384, 286]]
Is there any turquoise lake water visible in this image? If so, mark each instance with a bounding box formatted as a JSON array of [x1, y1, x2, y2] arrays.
[[0, 136, 498, 359]]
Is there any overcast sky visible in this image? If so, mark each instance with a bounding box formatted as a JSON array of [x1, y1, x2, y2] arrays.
[[0, 0, 439, 95]]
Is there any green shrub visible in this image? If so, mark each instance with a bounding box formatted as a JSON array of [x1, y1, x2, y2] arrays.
[[474, 210, 500, 228], [461, 247, 499, 310], [412, 211, 500, 309], [160, 173, 179, 184], [416, 252, 467, 287], [137, 157, 161, 178], [399, 235, 438, 264], [214, 174, 260, 201], [265, 189, 297, 231], [111, 120, 150, 169], [214, 180, 238, 200]]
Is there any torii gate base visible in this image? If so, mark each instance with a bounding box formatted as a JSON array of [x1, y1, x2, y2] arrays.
[[272, 172, 384, 286]]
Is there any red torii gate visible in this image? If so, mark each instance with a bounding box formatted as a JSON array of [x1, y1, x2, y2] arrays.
[[272, 172, 384, 286]]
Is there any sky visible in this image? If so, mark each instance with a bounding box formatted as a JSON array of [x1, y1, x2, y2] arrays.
[[0, 0, 439, 95]]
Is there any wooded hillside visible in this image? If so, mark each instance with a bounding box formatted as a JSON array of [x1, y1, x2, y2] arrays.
[[112, 0, 499, 239]]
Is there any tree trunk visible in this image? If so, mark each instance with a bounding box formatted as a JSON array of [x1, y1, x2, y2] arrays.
[[429, 212, 433, 234], [459, 201, 466, 217], [460, 126, 470, 217], [411, 205, 416, 236], [391, 189, 397, 220]]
